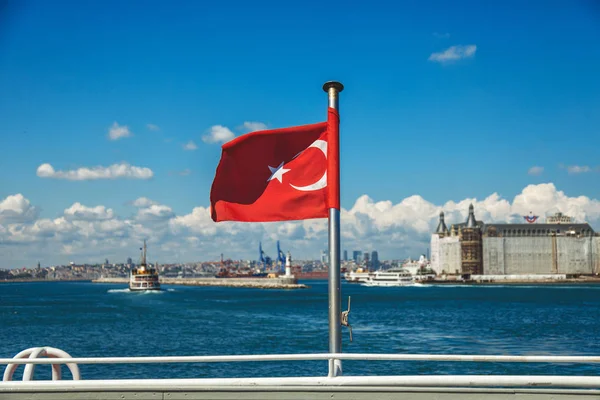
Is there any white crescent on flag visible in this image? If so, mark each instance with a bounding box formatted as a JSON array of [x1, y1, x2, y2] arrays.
[[289, 139, 327, 192]]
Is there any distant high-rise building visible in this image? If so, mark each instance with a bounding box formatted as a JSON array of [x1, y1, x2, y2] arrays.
[[343, 250, 348, 261], [352, 250, 361, 263], [321, 250, 328, 264], [371, 251, 379, 270], [105, 258, 109, 265], [127, 257, 133, 265], [363, 252, 370, 268]]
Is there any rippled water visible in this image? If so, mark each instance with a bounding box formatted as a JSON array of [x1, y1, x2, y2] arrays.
[[1, 281, 600, 379]]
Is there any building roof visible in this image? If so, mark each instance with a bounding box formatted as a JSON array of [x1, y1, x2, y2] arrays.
[[484, 223, 595, 234], [452, 221, 485, 229], [436, 212, 448, 234], [435, 206, 597, 236]]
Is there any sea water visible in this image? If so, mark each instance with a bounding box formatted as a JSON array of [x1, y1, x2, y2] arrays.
[[1, 281, 600, 379]]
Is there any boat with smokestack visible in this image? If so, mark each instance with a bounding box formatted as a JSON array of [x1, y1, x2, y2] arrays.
[[128, 240, 161, 291], [343, 268, 372, 283]]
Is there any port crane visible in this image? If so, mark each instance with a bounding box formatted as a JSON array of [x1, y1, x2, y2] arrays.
[[276, 241, 286, 274], [258, 242, 272, 271], [257, 241, 287, 273]]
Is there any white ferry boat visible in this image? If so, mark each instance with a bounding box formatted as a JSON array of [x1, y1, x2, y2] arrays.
[[361, 268, 417, 287], [129, 240, 160, 291], [343, 268, 372, 283]]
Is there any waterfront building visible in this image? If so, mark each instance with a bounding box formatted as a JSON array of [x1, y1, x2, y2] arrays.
[[429, 211, 461, 275], [343, 250, 348, 261], [431, 207, 600, 276], [352, 250, 361, 263], [483, 220, 598, 275]]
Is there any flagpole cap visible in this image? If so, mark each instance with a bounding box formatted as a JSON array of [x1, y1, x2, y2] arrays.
[[323, 81, 344, 93]]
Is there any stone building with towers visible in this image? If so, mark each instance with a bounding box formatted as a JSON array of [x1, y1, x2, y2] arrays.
[[430, 204, 483, 275], [430, 205, 600, 276]]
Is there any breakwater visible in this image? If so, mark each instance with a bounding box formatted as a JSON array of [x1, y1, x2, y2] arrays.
[[92, 276, 307, 289]]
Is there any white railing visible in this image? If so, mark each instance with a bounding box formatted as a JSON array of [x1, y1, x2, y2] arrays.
[[2, 352, 600, 365], [3, 350, 600, 390]]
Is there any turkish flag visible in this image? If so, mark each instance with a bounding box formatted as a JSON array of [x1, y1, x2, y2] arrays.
[[210, 108, 339, 222]]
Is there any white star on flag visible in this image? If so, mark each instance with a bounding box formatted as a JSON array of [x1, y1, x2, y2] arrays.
[[267, 162, 291, 183]]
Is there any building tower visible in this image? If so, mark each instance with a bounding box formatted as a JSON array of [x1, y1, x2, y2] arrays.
[[460, 204, 483, 275], [436, 211, 448, 237]]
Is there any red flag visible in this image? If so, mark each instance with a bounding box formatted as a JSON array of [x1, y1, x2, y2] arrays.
[[210, 108, 339, 222]]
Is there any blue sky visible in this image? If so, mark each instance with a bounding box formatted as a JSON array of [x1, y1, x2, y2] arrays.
[[1, 1, 600, 267]]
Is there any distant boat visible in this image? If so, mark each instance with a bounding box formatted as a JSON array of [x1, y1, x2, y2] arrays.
[[129, 240, 161, 291], [343, 268, 372, 283], [361, 268, 417, 287]]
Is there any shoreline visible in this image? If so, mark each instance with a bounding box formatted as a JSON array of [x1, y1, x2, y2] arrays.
[[0, 278, 91, 284], [4, 277, 600, 287]]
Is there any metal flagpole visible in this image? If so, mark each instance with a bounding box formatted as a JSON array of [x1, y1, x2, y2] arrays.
[[323, 81, 344, 377]]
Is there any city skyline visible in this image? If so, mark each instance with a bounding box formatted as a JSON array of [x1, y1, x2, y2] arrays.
[[2, 1, 600, 268], [2, 184, 599, 268]]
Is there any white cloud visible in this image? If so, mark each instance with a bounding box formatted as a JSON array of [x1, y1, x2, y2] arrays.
[[202, 125, 235, 144], [0, 194, 38, 223], [429, 45, 477, 63], [242, 121, 268, 132], [528, 166, 544, 176], [136, 204, 175, 221], [132, 197, 158, 208], [107, 122, 132, 140], [64, 203, 114, 221], [36, 163, 153, 180], [511, 183, 600, 223], [146, 124, 160, 131], [170, 206, 217, 236], [2, 183, 600, 268], [183, 140, 198, 151], [567, 165, 592, 174]]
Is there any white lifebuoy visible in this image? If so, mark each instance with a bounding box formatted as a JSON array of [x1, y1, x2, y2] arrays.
[[2, 346, 80, 381]]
